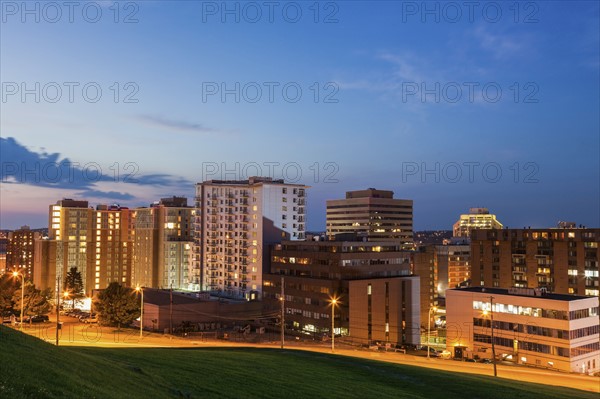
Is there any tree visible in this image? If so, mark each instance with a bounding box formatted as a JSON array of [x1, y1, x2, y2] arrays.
[[12, 281, 53, 323], [93, 282, 140, 330], [64, 267, 85, 309], [0, 273, 18, 314]]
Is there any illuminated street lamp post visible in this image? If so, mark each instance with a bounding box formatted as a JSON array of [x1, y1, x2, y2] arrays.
[[136, 286, 144, 339], [427, 306, 437, 359], [12, 271, 24, 331], [330, 297, 338, 352], [489, 296, 498, 377], [483, 297, 498, 377], [57, 286, 69, 346]]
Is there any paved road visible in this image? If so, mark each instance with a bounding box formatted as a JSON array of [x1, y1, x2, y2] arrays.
[[12, 319, 600, 394]]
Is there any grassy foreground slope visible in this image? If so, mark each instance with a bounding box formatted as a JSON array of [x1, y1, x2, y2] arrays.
[[0, 326, 596, 399]]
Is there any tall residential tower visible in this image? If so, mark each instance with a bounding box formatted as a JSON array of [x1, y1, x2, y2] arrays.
[[193, 177, 307, 300]]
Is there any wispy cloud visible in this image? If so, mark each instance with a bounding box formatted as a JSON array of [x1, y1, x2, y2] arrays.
[[335, 52, 434, 93], [472, 25, 532, 60], [136, 114, 231, 135]]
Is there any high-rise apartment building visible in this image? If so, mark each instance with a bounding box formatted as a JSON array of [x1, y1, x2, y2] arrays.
[[92, 205, 133, 291], [48, 199, 93, 292], [132, 197, 193, 290], [471, 228, 600, 296], [453, 207, 502, 238], [194, 177, 307, 300], [326, 189, 413, 246], [6, 226, 40, 280], [44, 199, 135, 293]]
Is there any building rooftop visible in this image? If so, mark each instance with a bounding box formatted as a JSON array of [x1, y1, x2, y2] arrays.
[[199, 177, 307, 187], [451, 287, 593, 302], [345, 188, 394, 199]]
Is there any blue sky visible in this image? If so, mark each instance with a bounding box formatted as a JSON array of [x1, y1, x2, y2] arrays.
[[1, 1, 599, 231]]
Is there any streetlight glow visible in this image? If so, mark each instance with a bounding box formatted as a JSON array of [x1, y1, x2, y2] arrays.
[[136, 286, 144, 339], [330, 296, 339, 352]]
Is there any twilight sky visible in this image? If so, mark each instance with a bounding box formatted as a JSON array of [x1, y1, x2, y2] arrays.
[[1, 1, 599, 231]]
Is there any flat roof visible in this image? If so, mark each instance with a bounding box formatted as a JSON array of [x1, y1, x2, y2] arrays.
[[450, 287, 593, 302]]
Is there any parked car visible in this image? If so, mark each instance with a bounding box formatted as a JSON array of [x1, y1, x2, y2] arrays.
[[2, 311, 14, 323], [480, 358, 493, 364], [77, 312, 89, 320], [465, 358, 477, 363], [66, 311, 78, 317], [27, 315, 49, 323], [83, 316, 99, 324]]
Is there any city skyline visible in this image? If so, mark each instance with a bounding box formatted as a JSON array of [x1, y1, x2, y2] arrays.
[[1, 1, 599, 231]]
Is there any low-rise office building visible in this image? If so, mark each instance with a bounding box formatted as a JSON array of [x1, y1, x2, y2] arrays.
[[446, 287, 600, 373], [349, 276, 420, 346]]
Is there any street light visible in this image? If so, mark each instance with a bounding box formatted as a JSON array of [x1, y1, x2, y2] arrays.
[[12, 271, 24, 331], [427, 306, 437, 359], [56, 279, 69, 346], [489, 296, 498, 377], [136, 286, 144, 339], [482, 298, 498, 377], [330, 297, 338, 352]]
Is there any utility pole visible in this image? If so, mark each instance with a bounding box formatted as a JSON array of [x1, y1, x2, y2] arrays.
[[280, 276, 285, 349], [169, 284, 173, 334], [490, 296, 497, 377], [56, 277, 60, 346]]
